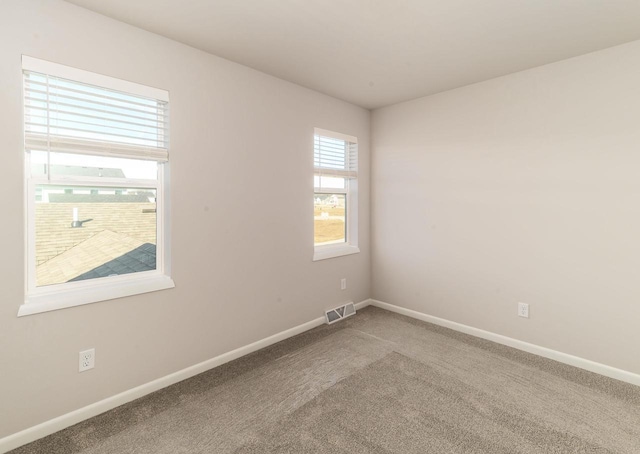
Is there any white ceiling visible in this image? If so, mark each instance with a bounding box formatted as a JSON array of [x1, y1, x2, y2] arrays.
[[65, 0, 640, 109]]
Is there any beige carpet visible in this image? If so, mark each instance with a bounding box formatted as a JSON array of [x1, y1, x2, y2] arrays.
[[11, 306, 640, 453]]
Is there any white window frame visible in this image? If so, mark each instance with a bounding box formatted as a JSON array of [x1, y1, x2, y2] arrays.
[[313, 128, 360, 261], [18, 56, 174, 317]]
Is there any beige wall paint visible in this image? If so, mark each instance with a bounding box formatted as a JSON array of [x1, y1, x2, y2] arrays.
[[0, 0, 370, 438], [372, 40, 640, 375]]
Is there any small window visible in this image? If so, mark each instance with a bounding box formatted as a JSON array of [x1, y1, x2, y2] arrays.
[[19, 56, 174, 316], [313, 128, 360, 261]]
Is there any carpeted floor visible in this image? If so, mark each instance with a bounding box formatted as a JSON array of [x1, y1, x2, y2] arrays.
[[10, 306, 640, 453]]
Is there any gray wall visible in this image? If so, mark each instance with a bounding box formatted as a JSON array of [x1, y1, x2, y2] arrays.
[[372, 40, 640, 375], [0, 0, 370, 438]]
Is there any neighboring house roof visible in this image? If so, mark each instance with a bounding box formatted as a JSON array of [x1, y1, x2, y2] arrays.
[[36, 230, 155, 286], [35, 202, 156, 267], [69, 242, 156, 282]]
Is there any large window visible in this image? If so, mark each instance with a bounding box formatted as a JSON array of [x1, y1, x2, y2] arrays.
[[19, 56, 174, 316], [313, 128, 359, 261]]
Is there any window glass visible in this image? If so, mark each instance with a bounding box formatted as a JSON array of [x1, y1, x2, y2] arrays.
[[314, 193, 346, 245], [35, 184, 157, 287], [314, 175, 346, 190]]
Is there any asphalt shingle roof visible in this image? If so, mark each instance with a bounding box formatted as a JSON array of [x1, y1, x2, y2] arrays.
[[35, 202, 156, 266], [69, 243, 156, 282], [36, 230, 155, 286], [34, 202, 157, 286]]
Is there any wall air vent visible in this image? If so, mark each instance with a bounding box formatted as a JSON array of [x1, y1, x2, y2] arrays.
[[325, 302, 356, 325]]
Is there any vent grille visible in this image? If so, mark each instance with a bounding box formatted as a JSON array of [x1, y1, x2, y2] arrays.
[[325, 302, 356, 325]]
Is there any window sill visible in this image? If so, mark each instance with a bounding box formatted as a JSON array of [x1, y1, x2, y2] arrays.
[[313, 244, 360, 261], [18, 274, 175, 317]]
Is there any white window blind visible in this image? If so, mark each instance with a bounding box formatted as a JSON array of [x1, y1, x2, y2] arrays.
[[314, 130, 358, 181], [23, 61, 169, 162]]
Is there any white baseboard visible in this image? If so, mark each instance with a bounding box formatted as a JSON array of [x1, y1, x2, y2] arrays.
[[0, 299, 372, 454], [369, 299, 640, 387]]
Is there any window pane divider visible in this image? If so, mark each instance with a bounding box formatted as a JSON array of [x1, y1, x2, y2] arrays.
[[314, 188, 348, 194]]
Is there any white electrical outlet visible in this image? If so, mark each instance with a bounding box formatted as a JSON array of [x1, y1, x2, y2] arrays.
[[340, 278, 347, 290], [79, 348, 95, 372], [517, 302, 529, 318]]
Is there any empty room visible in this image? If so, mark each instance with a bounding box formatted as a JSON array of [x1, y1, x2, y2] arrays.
[[1, 0, 640, 452]]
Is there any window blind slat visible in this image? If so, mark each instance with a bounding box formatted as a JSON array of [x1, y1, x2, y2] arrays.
[[25, 96, 168, 124], [25, 115, 161, 136], [25, 107, 168, 128], [23, 69, 169, 161], [25, 89, 167, 117], [314, 132, 357, 179], [25, 80, 162, 110]]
